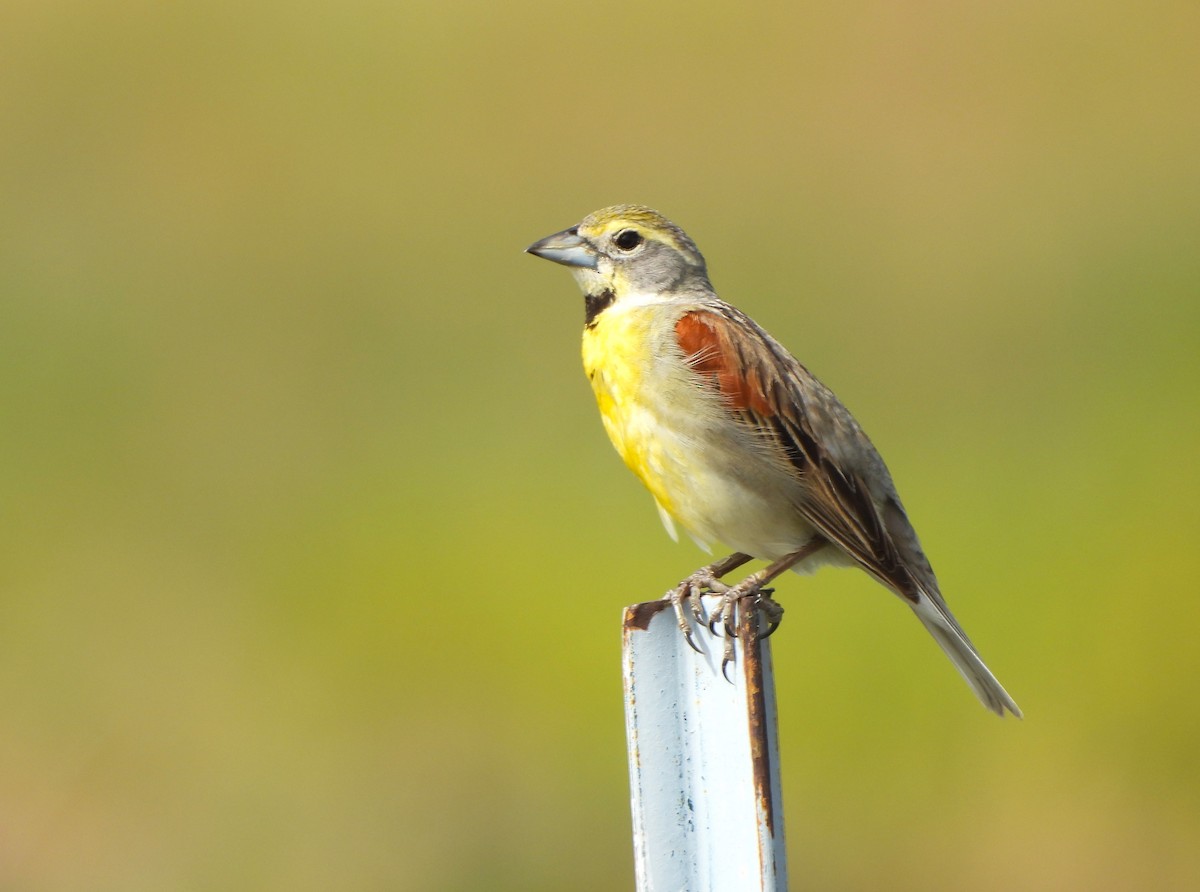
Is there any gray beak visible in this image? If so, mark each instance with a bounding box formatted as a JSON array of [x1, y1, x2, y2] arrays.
[[525, 228, 598, 269]]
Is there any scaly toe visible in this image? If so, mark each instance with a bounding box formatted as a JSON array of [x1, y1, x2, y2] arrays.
[[666, 581, 704, 652], [755, 589, 785, 638]]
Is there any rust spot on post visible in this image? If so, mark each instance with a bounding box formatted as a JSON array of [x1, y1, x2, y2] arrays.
[[740, 609, 776, 838], [624, 599, 670, 632]]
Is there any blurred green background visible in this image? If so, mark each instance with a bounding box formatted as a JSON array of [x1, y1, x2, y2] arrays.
[[2, 1, 1197, 889]]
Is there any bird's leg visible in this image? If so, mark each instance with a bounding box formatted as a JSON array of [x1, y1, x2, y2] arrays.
[[711, 539, 828, 674], [664, 552, 753, 652]]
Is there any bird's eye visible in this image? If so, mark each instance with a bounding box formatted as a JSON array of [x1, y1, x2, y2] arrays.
[[613, 229, 643, 251]]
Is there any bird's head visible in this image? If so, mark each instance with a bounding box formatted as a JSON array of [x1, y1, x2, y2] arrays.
[[526, 205, 711, 302]]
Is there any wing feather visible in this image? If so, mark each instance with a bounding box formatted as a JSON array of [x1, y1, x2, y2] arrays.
[[675, 307, 927, 604]]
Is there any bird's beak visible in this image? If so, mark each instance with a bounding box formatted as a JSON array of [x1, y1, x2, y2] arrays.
[[525, 228, 598, 269]]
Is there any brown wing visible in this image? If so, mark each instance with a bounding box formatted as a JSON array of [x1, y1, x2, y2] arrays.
[[675, 306, 932, 606]]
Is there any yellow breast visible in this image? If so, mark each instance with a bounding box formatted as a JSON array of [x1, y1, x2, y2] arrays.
[[581, 301, 684, 517]]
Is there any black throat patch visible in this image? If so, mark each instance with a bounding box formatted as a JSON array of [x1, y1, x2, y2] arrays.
[[584, 289, 616, 329]]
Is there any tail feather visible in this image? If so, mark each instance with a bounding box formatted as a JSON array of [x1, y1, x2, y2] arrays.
[[912, 594, 1022, 718]]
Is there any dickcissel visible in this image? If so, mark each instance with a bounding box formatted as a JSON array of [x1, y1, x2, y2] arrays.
[[526, 205, 1020, 717]]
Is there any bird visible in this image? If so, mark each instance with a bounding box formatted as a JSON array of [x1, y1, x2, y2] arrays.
[[526, 205, 1021, 717]]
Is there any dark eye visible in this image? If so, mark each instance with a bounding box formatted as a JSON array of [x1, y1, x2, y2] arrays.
[[613, 229, 643, 251]]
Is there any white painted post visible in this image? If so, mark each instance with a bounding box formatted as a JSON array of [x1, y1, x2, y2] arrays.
[[622, 595, 788, 891]]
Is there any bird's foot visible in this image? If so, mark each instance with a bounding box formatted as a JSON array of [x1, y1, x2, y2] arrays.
[[709, 584, 784, 680], [664, 554, 784, 681], [665, 567, 732, 654], [709, 585, 785, 640]]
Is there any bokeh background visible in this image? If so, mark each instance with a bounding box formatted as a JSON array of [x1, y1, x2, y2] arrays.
[[2, 2, 1198, 889]]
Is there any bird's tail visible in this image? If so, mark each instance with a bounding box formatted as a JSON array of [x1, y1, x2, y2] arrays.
[[912, 593, 1022, 718]]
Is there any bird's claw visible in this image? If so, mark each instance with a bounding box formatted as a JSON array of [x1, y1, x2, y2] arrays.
[[721, 653, 736, 683], [757, 591, 785, 638], [667, 571, 717, 653]]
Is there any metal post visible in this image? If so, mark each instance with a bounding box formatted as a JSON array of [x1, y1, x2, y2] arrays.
[[622, 595, 788, 891]]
